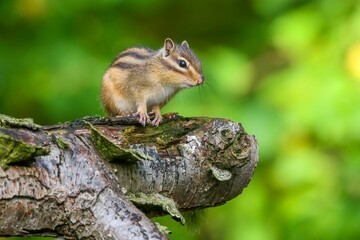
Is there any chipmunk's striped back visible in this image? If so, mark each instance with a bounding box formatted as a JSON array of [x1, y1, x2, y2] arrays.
[[110, 47, 155, 69], [101, 38, 204, 126]]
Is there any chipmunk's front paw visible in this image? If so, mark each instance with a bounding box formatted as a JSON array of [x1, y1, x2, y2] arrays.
[[151, 113, 163, 127], [135, 111, 150, 126]]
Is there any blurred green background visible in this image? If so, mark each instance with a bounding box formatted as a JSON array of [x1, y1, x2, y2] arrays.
[[1, 0, 360, 239]]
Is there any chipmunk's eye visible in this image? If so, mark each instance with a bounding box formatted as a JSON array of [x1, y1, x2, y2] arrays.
[[178, 60, 187, 68]]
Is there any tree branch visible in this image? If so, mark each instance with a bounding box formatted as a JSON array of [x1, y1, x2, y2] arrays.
[[0, 114, 258, 239]]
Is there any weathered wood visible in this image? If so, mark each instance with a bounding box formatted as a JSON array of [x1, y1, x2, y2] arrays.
[[0, 114, 258, 239]]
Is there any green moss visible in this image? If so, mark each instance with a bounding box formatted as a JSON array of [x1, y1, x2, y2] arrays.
[[121, 117, 204, 148], [0, 114, 41, 130], [0, 133, 50, 169], [127, 192, 185, 224], [88, 122, 149, 162], [56, 137, 69, 150]]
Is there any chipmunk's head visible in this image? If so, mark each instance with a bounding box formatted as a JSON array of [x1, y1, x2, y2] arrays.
[[160, 38, 204, 88]]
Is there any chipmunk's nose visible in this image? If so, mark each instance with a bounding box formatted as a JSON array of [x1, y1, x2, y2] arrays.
[[197, 74, 205, 85]]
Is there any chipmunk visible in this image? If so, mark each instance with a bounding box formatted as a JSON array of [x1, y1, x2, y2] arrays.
[[100, 38, 204, 126]]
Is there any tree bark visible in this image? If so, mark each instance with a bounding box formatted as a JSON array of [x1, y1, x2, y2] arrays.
[[0, 114, 258, 239]]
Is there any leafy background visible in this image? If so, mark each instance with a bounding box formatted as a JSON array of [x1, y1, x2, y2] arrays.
[[1, 0, 360, 239]]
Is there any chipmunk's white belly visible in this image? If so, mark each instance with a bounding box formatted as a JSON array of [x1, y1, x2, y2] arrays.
[[147, 86, 177, 107], [114, 86, 177, 113], [115, 97, 137, 113]]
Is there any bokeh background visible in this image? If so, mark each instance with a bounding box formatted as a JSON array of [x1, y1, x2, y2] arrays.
[[1, 0, 360, 239]]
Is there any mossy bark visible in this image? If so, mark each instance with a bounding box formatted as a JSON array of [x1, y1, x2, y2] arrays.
[[0, 114, 258, 239]]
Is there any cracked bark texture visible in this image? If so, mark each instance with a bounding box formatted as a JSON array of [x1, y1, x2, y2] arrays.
[[0, 114, 258, 239]]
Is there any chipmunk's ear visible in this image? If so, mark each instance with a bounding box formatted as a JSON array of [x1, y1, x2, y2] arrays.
[[164, 38, 175, 57], [181, 40, 189, 49]]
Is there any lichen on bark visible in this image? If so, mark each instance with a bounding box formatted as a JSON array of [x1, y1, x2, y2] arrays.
[[127, 192, 185, 224]]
